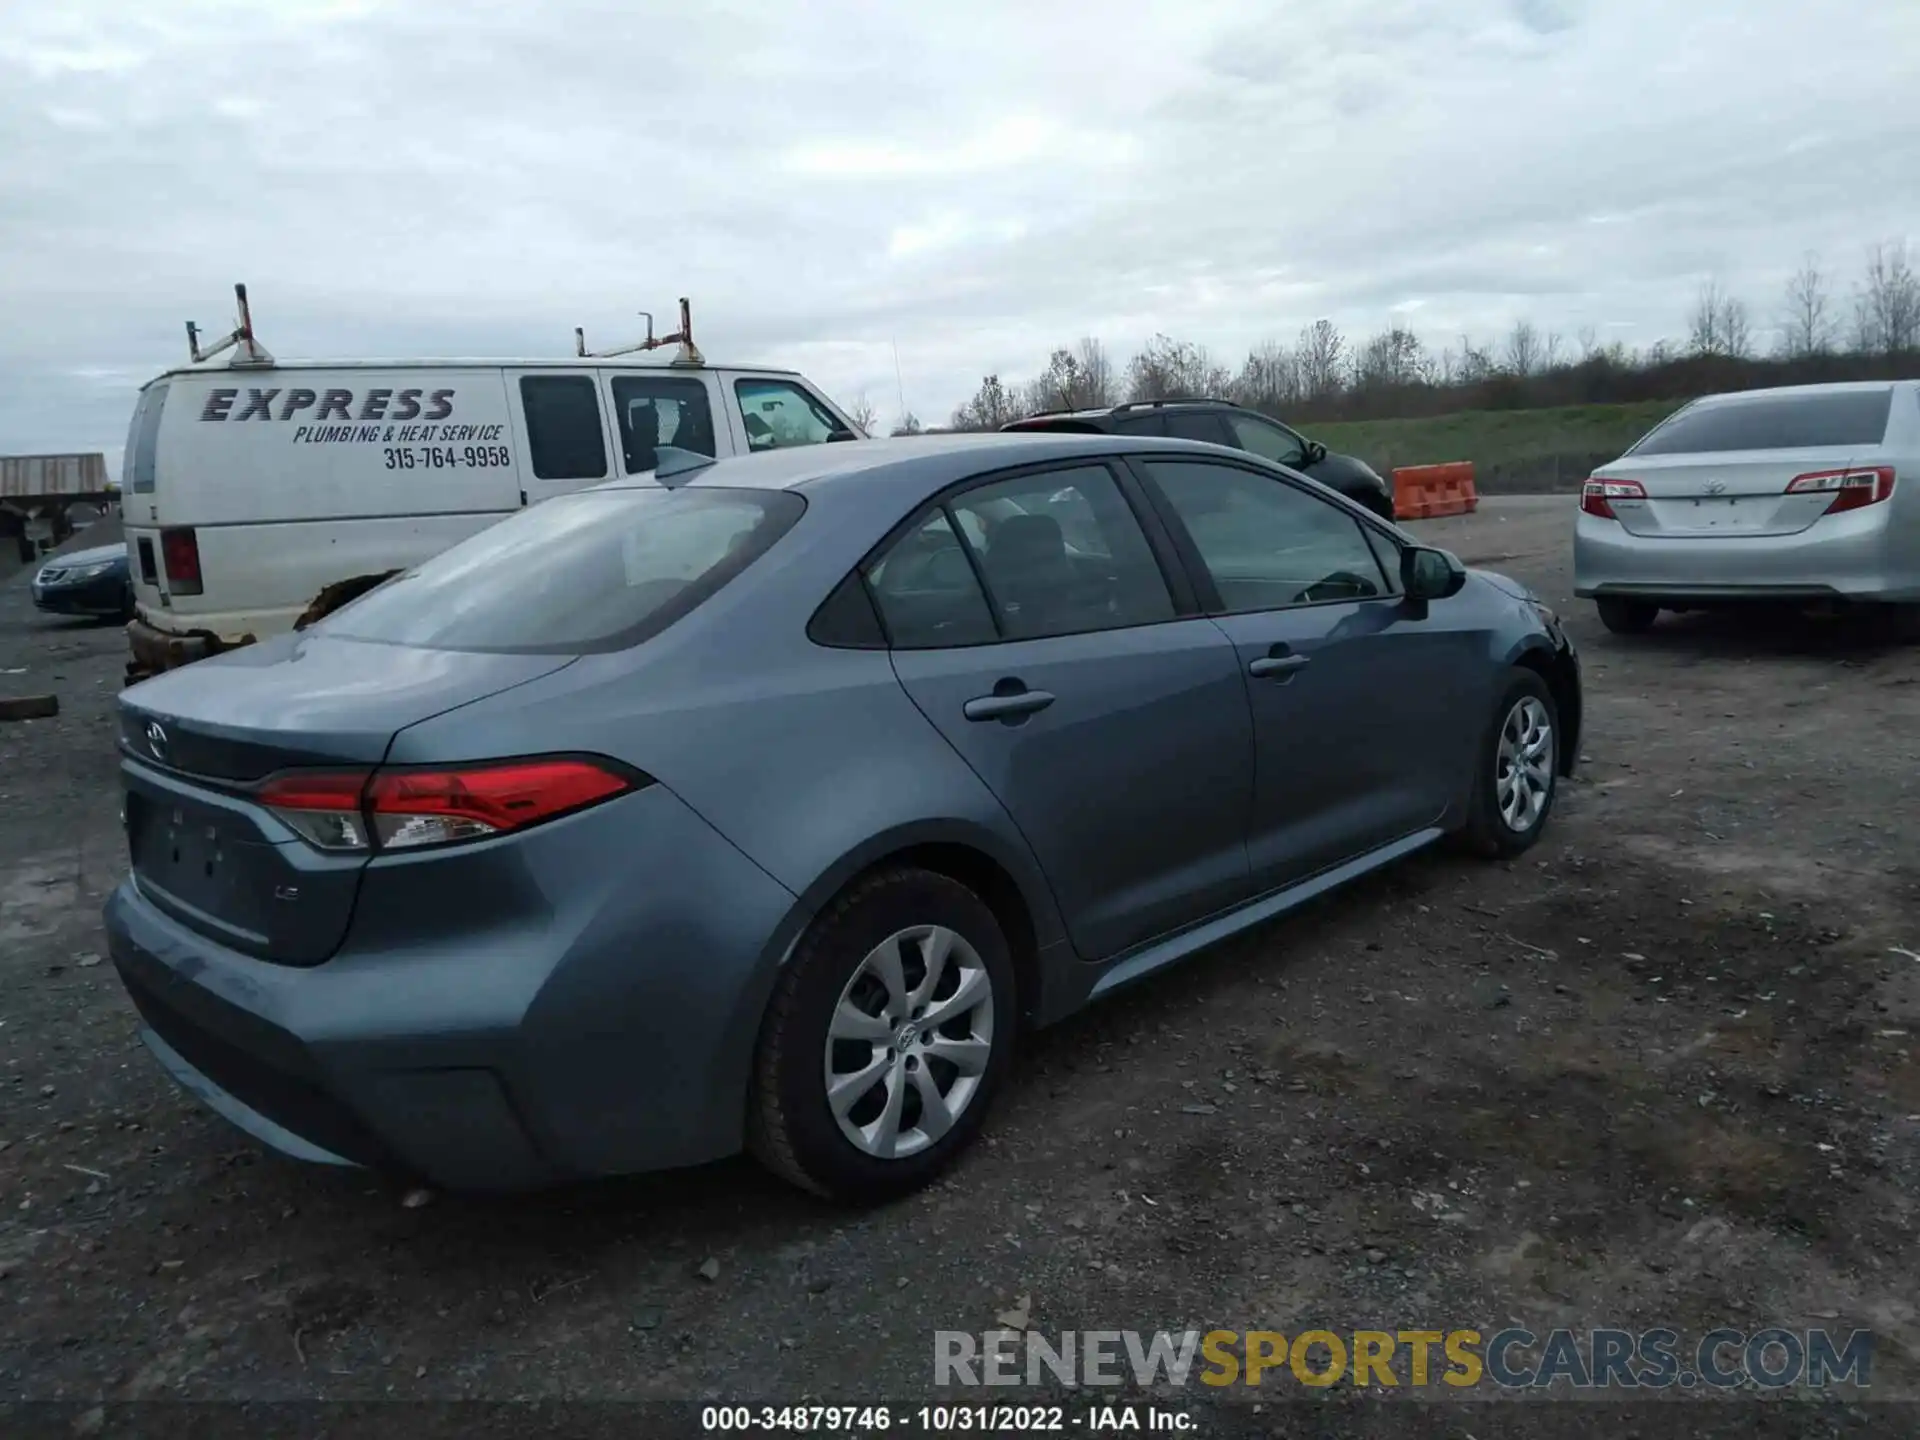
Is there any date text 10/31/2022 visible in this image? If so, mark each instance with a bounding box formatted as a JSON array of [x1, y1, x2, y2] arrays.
[[699, 1404, 1194, 1432]]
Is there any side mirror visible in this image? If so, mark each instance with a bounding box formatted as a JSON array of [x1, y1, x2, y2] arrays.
[[1401, 545, 1467, 602], [1306, 440, 1328, 464]]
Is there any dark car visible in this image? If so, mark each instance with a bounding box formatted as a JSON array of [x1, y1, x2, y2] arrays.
[[105, 432, 1578, 1203], [30, 542, 134, 621], [1003, 398, 1394, 519]]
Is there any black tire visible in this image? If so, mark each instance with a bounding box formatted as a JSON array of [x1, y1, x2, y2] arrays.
[[1455, 669, 1560, 859], [1596, 596, 1659, 634], [748, 867, 1017, 1203]]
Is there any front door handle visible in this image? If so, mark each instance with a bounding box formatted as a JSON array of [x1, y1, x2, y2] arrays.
[[963, 684, 1056, 723], [1247, 649, 1310, 680]]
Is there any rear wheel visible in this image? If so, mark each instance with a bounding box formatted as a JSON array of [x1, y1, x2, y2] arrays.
[[1596, 596, 1659, 634], [749, 867, 1016, 1203], [1456, 670, 1559, 859]]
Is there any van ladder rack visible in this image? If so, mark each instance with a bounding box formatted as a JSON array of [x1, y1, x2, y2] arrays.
[[186, 283, 275, 367], [574, 297, 705, 366]]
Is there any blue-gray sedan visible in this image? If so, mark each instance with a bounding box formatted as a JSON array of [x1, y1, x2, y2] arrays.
[[104, 432, 1580, 1202]]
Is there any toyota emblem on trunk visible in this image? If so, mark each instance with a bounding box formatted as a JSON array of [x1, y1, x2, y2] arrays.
[[145, 720, 169, 762], [1706, 478, 1727, 495]]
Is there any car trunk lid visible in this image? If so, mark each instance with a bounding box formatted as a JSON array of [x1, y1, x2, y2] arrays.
[[119, 632, 572, 964], [1594, 449, 1854, 539]]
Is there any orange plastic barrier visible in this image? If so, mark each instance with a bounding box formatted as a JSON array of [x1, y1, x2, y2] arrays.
[[1392, 462, 1478, 520]]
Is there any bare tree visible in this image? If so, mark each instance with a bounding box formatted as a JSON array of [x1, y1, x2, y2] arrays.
[[889, 411, 923, 437], [1295, 320, 1346, 399], [1720, 295, 1753, 359], [845, 392, 879, 436], [1504, 320, 1542, 376], [1233, 341, 1299, 410], [1020, 342, 1120, 414], [1125, 335, 1231, 402], [1688, 279, 1725, 356], [1575, 325, 1599, 362], [1543, 331, 1563, 371], [1456, 335, 1497, 383], [1781, 253, 1832, 357], [1859, 241, 1920, 354], [949, 375, 1020, 431], [1688, 278, 1752, 358], [1353, 327, 1428, 392], [1072, 337, 1117, 408]]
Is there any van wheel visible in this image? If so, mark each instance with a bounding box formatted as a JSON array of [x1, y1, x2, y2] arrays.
[[1456, 669, 1559, 859], [749, 867, 1015, 1203], [1596, 597, 1659, 634]]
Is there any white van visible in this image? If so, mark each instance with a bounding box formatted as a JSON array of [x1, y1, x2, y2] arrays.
[[121, 292, 864, 675]]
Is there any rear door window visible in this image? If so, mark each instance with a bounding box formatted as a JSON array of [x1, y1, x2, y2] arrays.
[[610, 375, 716, 474], [126, 382, 169, 493], [1163, 411, 1234, 446], [735, 378, 849, 451], [1631, 389, 1894, 455], [323, 487, 802, 653], [947, 465, 1175, 641], [519, 376, 609, 480], [865, 511, 998, 648]]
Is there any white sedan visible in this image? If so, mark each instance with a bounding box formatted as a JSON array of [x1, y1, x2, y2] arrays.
[[1574, 381, 1917, 633]]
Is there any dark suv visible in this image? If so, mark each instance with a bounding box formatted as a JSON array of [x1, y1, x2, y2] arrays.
[[1003, 399, 1394, 519]]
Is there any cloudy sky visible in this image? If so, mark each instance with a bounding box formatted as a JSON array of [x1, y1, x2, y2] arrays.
[[3, 0, 1916, 470]]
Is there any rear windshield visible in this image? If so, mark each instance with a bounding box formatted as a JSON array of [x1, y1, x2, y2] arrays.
[[125, 382, 169, 493], [1631, 389, 1893, 456], [323, 486, 804, 654]]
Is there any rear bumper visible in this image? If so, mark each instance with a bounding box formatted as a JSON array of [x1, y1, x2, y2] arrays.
[[1573, 510, 1920, 603], [127, 615, 227, 674], [102, 783, 811, 1191]]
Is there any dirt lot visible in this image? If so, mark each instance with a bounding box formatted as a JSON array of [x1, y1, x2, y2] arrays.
[[2, 499, 1917, 1435]]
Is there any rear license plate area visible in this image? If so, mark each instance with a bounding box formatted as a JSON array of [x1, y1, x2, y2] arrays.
[[1686, 497, 1742, 526]]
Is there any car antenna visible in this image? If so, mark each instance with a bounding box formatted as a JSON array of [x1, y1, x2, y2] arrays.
[[574, 297, 705, 366], [652, 445, 716, 488], [186, 283, 275, 367]]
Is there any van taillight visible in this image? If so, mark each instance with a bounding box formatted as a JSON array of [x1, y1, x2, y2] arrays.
[[159, 527, 203, 595], [258, 757, 644, 852]]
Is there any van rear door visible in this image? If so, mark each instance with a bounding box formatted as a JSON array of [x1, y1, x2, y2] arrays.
[[506, 371, 616, 505], [123, 380, 170, 610]]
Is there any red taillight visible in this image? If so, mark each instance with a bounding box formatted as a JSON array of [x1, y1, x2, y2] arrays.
[[159, 527, 203, 595], [258, 757, 639, 852], [1580, 477, 1646, 520], [1785, 466, 1896, 515]]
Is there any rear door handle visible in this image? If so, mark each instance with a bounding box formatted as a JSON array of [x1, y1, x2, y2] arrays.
[[1248, 654, 1310, 680], [963, 687, 1056, 723]]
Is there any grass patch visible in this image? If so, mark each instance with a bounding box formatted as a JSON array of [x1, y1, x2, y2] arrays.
[[1310, 399, 1687, 492]]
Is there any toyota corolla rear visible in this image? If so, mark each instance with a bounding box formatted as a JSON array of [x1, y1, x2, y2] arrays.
[[103, 481, 813, 1190], [1574, 382, 1920, 608]]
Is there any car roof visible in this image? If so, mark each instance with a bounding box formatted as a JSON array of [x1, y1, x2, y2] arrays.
[[1689, 380, 1908, 406], [596, 431, 1226, 500], [1009, 398, 1238, 425]]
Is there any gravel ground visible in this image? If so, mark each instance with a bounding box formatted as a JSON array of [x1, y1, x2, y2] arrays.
[[2, 499, 1917, 1436]]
